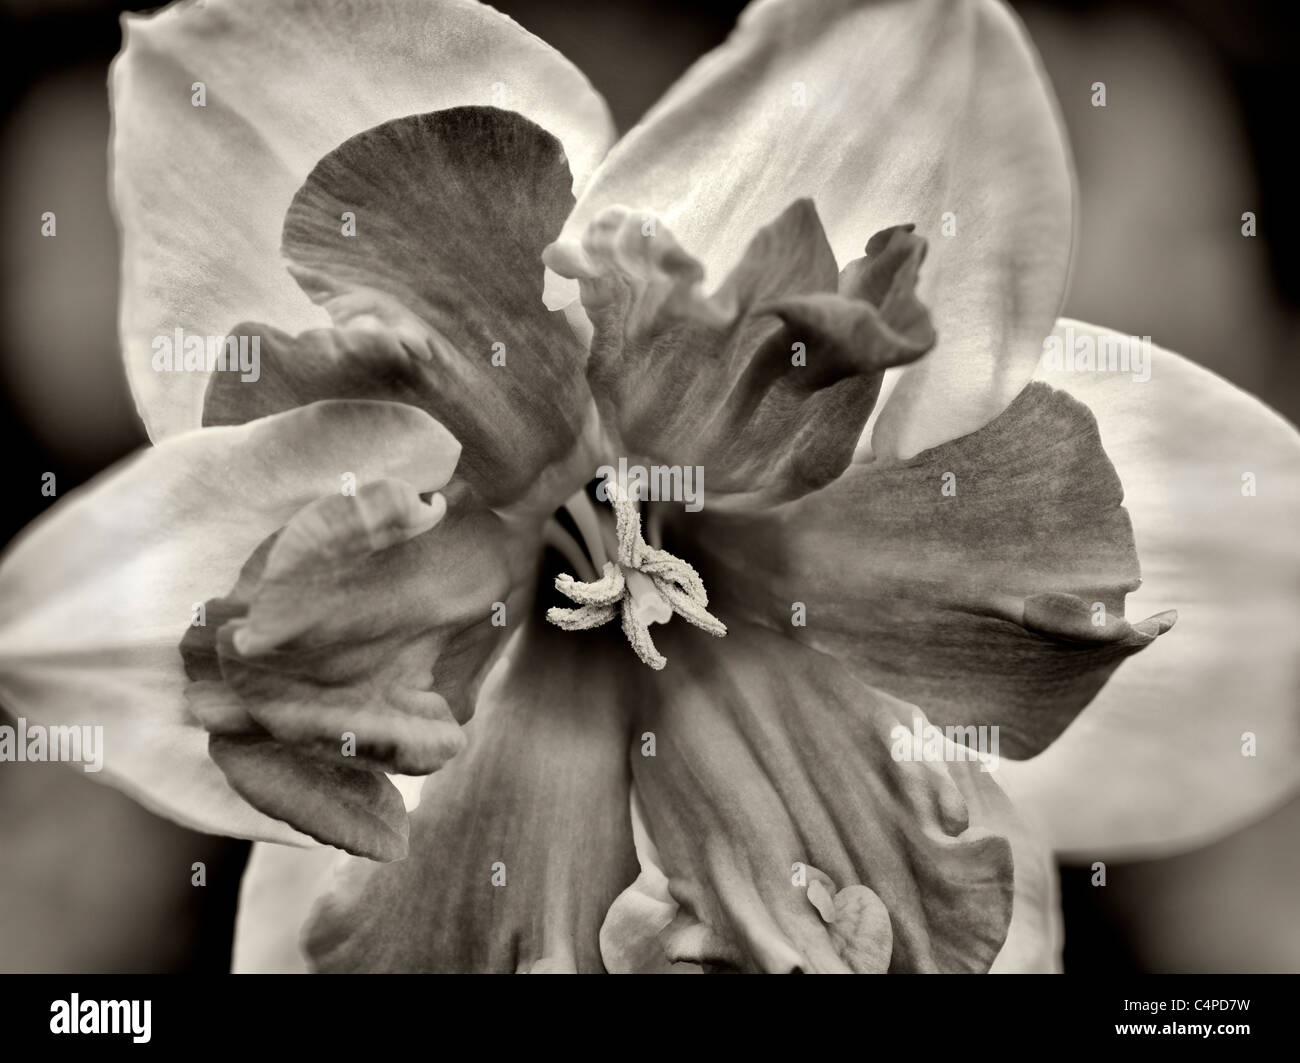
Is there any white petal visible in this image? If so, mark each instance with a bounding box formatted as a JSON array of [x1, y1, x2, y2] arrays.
[[113, 0, 616, 439], [599, 788, 700, 974], [233, 842, 348, 974], [978, 788, 1063, 974], [998, 319, 1300, 857], [557, 0, 1072, 460]]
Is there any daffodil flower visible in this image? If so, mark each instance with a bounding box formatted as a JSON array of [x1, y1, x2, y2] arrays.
[[1, 0, 1297, 974]]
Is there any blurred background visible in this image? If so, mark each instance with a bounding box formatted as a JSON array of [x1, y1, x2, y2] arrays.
[[0, 0, 1296, 972]]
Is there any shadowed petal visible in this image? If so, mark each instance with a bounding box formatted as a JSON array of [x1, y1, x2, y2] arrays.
[[0, 401, 457, 842], [203, 109, 596, 509], [626, 622, 1014, 973], [556, 0, 1072, 461], [113, 0, 615, 439], [683, 381, 1171, 759], [179, 479, 515, 859], [303, 623, 638, 972], [998, 320, 1300, 857], [192, 483, 508, 770], [546, 201, 933, 507], [208, 734, 411, 862], [602, 769, 1061, 974]]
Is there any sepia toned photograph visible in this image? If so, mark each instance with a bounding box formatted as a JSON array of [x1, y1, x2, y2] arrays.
[[0, 0, 1296, 1018]]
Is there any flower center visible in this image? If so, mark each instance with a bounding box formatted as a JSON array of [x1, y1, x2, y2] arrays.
[[543, 480, 725, 670]]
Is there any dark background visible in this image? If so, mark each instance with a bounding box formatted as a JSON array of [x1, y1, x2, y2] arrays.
[[1, 0, 1297, 972]]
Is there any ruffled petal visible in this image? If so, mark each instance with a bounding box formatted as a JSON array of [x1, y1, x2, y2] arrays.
[[112, 0, 615, 439], [997, 321, 1300, 856], [601, 774, 1062, 974], [546, 202, 933, 507], [680, 380, 1171, 759], [200, 108, 597, 509], [625, 622, 1015, 973], [0, 400, 458, 843], [556, 0, 1072, 460], [303, 622, 639, 972], [180, 478, 516, 859]]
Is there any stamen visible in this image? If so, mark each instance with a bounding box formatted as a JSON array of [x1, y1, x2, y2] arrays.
[[613, 492, 645, 567], [542, 518, 597, 583], [646, 505, 665, 550], [636, 546, 708, 603], [546, 602, 618, 631], [556, 562, 625, 606], [620, 596, 668, 670], [652, 578, 726, 637], [562, 488, 610, 570], [547, 490, 725, 668]]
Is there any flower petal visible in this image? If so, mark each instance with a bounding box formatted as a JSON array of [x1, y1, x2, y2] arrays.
[[557, 0, 1072, 460], [203, 108, 597, 509], [626, 622, 1015, 973], [0, 400, 458, 843], [974, 778, 1063, 973], [233, 842, 347, 974], [682, 380, 1170, 759], [208, 734, 411, 862], [602, 768, 1061, 974], [303, 623, 639, 972], [113, 0, 615, 439], [599, 791, 702, 974], [546, 201, 933, 507], [177, 477, 514, 859], [191, 482, 508, 771], [997, 320, 1300, 856]]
